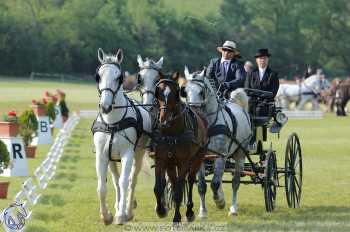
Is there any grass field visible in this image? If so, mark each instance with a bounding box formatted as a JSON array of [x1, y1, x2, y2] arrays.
[[0, 79, 350, 231]]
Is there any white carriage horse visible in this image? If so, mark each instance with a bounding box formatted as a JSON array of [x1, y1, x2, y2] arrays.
[[92, 48, 151, 225], [181, 67, 252, 217], [136, 54, 164, 124], [276, 74, 331, 110]]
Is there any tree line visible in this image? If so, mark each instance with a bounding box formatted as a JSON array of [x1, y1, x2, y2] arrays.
[[0, 0, 349, 79]]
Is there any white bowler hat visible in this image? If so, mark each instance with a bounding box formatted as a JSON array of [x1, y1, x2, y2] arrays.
[[217, 40, 237, 53]]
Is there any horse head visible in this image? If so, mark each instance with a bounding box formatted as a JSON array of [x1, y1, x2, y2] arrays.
[[155, 72, 181, 128], [95, 48, 124, 114], [182, 66, 209, 110], [136, 55, 163, 117]]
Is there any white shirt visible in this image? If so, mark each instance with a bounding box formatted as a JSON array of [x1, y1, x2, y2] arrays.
[[259, 67, 267, 81]]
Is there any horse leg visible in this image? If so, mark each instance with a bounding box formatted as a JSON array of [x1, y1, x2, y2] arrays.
[[154, 159, 167, 218], [186, 153, 203, 222], [126, 151, 143, 221], [108, 161, 120, 218], [96, 154, 113, 225], [296, 96, 307, 110], [173, 176, 184, 224], [312, 96, 319, 110], [197, 163, 208, 218], [211, 156, 226, 209], [115, 150, 134, 225], [229, 150, 244, 216]]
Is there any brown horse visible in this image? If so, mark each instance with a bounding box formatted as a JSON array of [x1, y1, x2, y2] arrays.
[[336, 78, 350, 116], [153, 72, 207, 223]]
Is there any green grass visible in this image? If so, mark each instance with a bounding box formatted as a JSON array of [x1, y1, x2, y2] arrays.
[[6, 114, 347, 232], [0, 78, 98, 114]]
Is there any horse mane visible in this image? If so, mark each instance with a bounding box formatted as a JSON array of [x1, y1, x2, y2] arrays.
[[229, 88, 249, 112]]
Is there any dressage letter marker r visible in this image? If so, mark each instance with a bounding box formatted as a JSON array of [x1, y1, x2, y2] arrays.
[[12, 143, 23, 159], [41, 121, 48, 132]]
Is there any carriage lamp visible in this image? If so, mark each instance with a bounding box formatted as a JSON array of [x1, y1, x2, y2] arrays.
[[276, 112, 288, 125]]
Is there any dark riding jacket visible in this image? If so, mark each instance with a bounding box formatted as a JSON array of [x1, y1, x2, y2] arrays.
[[244, 67, 279, 98], [206, 58, 246, 96]]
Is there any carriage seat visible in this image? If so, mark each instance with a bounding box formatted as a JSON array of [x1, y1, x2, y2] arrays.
[[251, 116, 271, 127]]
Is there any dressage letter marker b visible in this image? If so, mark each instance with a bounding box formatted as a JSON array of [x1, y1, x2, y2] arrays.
[[32, 116, 52, 145], [40, 121, 48, 132]]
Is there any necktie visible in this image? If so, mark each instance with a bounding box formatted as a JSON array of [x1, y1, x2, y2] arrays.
[[224, 61, 229, 76]]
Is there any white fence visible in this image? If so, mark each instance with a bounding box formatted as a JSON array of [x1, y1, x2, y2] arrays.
[[0, 114, 80, 232], [283, 110, 324, 119]]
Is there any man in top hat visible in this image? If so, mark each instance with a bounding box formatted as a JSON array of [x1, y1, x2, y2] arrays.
[[245, 48, 279, 98], [206, 40, 246, 98]]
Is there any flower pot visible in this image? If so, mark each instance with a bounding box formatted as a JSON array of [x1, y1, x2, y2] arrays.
[[31, 104, 46, 116], [25, 146, 37, 158], [0, 121, 19, 137], [0, 182, 10, 199]]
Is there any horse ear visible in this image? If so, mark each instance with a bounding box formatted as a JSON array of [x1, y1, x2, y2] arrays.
[[184, 66, 190, 78], [137, 54, 143, 67], [202, 66, 207, 76], [156, 57, 164, 69], [116, 49, 124, 64], [98, 48, 105, 63]]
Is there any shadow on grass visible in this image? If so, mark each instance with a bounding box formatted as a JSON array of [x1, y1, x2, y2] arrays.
[[39, 194, 66, 206], [26, 225, 50, 232], [48, 183, 73, 190], [32, 211, 64, 222], [55, 172, 77, 182], [228, 205, 350, 231], [61, 155, 80, 163]]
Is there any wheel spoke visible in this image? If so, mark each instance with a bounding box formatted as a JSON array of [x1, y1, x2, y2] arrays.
[[293, 175, 301, 192]]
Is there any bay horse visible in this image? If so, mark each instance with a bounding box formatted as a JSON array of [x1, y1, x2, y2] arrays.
[[335, 78, 350, 116], [181, 67, 251, 217], [153, 72, 207, 223], [92, 48, 152, 225]]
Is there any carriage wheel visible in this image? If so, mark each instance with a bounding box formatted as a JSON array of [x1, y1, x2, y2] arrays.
[[264, 150, 277, 212], [285, 133, 302, 208]]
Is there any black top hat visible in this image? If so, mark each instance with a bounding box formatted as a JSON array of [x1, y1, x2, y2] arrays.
[[254, 48, 271, 58]]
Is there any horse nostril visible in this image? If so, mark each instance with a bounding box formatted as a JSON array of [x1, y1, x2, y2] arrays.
[[101, 105, 112, 114]]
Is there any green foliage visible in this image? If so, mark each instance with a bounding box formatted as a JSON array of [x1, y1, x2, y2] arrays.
[[46, 102, 56, 123], [59, 100, 69, 117], [0, 0, 349, 77], [18, 109, 38, 146], [0, 140, 10, 174]]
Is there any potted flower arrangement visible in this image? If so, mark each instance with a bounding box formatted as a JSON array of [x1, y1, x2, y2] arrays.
[[57, 89, 69, 123], [18, 109, 38, 158], [31, 99, 46, 116], [0, 139, 11, 198], [0, 111, 19, 137]]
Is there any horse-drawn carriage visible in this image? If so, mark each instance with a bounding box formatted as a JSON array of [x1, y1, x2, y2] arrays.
[[204, 88, 303, 212]]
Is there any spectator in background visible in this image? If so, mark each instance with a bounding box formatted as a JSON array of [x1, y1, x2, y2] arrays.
[[244, 60, 253, 76]]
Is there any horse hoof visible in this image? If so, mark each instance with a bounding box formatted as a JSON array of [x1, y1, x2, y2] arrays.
[[186, 214, 195, 222], [198, 209, 208, 219], [127, 213, 134, 221], [114, 215, 127, 225], [214, 198, 225, 209], [156, 206, 168, 218], [101, 212, 113, 225], [133, 199, 137, 209], [228, 205, 238, 216]]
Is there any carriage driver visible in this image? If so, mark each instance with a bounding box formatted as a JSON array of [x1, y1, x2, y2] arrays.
[[206, 40, 246, 98], [245, 48, 279, 116]]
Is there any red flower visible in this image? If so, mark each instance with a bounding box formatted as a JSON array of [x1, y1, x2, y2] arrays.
[[8, 111, 17, 117]]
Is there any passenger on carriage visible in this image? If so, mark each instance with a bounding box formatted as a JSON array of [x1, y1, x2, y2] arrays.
[[244, 48, 279, 117], [206, 40, 246, 99]]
